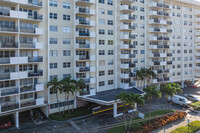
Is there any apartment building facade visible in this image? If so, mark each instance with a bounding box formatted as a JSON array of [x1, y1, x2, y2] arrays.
[[0, 0, 200, 129]]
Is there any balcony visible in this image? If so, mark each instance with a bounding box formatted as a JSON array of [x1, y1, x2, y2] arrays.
[[155, 69, 171, 74], [76, 67, 90, 72], [120, 64, 129, 69], [120, 34, 136, 40], [149, 36, 171, 41], [1, 87, 19, 97], [75, 19, 95, 27], [28, 56, 43, 63], [149, 53, 167, 58], [196, 18, 200, 22], [120, 54, 133, 59], [1, 103, 19, 113], [81, 78, 96, 84], [167, 53, 172, 57], [149, 11, 171, 17], [75, 43, 95, 49], [20, 42, 43, 49], [28, 70, 43, 77], [120, 73, 129, 79], [0, 42, 18, 49], [120, 44, 135, 49], [0, 26, 18, 33], [149, 19, 166, 25], [20, 28, 43, 35], [120, 5, 135, 12], [21, 100, 36, 108], [75, 7, 95, 16], [167, 61, 172, 65], [196, 53, 200, 56], [120, 0, 136, 3], [149, 2, 171, 10], [196, 38, 200, 43], [149, 44, 171, 49], [75, 0, 95, 5], [120, 82, 135, 89], [196, 31, 200, 36], [195, 58, 200, 63], [120, 14, 135, 21], [75, 55, 96, 61], [1, 0, 43, 8], [196, 24, 200, 29], [0, 71, 28, 81], [0, 57, 29, 65], [196, 46, 200, 49], [195, 10, 200, 16], [75, 31, 95, 38], [120, 24, 135, 31], [150, 61, 167, 66]]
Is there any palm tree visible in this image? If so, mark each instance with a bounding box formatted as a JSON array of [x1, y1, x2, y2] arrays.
[[136, 69, 144, 88], [146, 68, 156, 86], [127, 93, 144, 132], [72, 79, 86, 112], [47, 78, 62, 115], [161, 83, 182, 109], [115, 92, 144, 133], [143, 86, 161, 131], [115, 92, 129, 132]]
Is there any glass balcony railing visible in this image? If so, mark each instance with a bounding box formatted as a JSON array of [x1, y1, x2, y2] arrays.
[[28, 56, 43, 63], [0, 42, 18, 48], [28, 70, 43, 77], [20, 85, 35, 93], [1, 87, 19, 96], [1, 103, 19, 112]]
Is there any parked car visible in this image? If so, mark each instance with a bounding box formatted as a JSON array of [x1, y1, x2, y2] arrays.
[[168, 95, 191, 107], [184, 94, 200, 102]]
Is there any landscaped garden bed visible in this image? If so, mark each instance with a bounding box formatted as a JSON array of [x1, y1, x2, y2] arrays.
[[190, 101, 200, 111], [171, 120, 200, 133], [108, 110, 187, 133]]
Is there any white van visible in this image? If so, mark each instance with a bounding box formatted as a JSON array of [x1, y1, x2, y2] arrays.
[[168, 95, 191, 107]]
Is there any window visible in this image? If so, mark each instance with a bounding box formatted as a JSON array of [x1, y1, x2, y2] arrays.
[[99, 40, 105, 45], [50, 0, 57, 7], [99, 50, 105, 55], [107, 0, 113, 5], [99, 81, 105, 86], [108, 80, 113, 85], [108, 20, 113, 25], [63, 15, 70, 20], [108, 40, 113, 45], [50, 25, 57, 32], [108, 30, 113, 35], [63, 62, 71, 68], [63, 38, 71, 44], [50, 75, 58, 81], [99, 29, 105, 34], [99, 9, 105, 14], [63, 2, 70, 9], [50, 63, 58, 69], [99, 60, 105, 66], [107, 10, 113, 15], [50, 38, 57, 44], [108, 60, 113, 65], [99, 71, 105, 76], [63, 50, 71, 56], [49, 13, 57, 19], [108, 50, 113, 55], [108, 70, 113, 75], [99, 0, 105, 4], [63, 27, 70, 33], [141, 50, 145, 54], [63, 74, 71, 79], [99, 19, 105, 25], [50, 50, 58, 57]]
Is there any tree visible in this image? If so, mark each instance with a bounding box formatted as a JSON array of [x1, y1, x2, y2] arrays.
[[72, 79, 86, 112], [115, 92, 144, 133], [143, 86, 161, 131], [47, 78, 62, 115], [146, 68, 156, 86], [161, 83, 182, 109]]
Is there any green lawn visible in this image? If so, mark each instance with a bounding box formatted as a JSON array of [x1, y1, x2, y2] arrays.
[[190, 101, 200, 111], [49, 106, 92, 121], [171, 121, 200, 133], [108, 109, 175, 133]]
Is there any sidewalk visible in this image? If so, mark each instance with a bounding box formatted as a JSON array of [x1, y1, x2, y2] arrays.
[[152, 112, 200, 133]]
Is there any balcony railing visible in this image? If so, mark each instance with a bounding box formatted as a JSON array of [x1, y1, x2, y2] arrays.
[[1, 103, 19, 112], [0, 42, 18, 48], [28, 70, 43, 77], [28, 1, 43, 6], [1, 87, 19, 96], [0, 26, 18, 32], [167, 61, 172, 65], [129, 63, 136, 67], [28, 56, 43, 63], [20, 85, 35, 93], [167, 53, 172, 57], [0, 57, 10, 64], [20, 42, 37, 48], [79, 67, 90, 72], [0, 73, 11, 80], [21, 100, 36, 108]]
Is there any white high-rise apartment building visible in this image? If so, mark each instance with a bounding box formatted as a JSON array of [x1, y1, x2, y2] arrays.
[[0, 0, 200, 128]]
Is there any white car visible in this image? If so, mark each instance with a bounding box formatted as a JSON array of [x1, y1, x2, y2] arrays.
[[184, 94, 200, 102], [168, 95, 191, 107]]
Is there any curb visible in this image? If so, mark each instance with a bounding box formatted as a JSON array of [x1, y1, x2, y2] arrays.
[[189, 108, 200, 113]]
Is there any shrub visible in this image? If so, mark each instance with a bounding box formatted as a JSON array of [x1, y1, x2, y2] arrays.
[[190, 101, 200, 111], [171, 121, 200, 133]]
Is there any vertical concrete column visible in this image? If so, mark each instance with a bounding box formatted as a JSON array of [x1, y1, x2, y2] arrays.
[[113, 103, 117, 117], [181, 81, 184, 88], [14, 111, 19, 129], [74, 97, 77, 109]]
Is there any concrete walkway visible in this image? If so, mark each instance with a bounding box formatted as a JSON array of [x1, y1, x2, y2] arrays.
[[152, 111, 200, 133]]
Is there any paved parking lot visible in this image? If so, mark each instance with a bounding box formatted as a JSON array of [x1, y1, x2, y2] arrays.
[[1, 87, 200, 133]]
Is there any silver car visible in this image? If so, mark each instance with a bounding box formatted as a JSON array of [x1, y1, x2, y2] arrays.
[[184, 94, 200, 102]]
